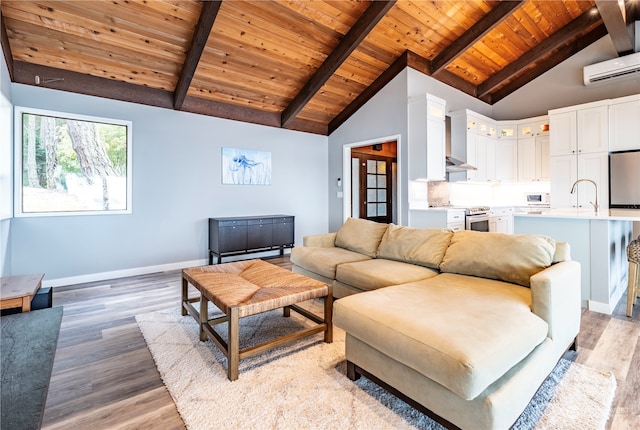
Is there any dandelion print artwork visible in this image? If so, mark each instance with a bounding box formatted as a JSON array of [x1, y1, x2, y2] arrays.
[[222, 147, 271, 185]]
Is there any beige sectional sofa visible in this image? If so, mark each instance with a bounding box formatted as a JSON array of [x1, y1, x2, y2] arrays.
[[290, 217, 581, 430]]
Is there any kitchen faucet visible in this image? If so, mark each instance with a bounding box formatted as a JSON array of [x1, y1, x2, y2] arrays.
[[570, 179, 598, 212]]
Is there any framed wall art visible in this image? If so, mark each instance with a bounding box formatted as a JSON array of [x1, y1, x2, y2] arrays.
[[221, 147, 271, 185]]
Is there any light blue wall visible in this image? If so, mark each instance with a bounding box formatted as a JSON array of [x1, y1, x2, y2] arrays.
[[327, 70, 409, 232], [1, 41, 12, 277], [9, 84, 328, 283]]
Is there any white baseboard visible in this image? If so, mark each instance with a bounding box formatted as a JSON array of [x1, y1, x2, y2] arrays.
[[44, 258, 208, 288], [587, 300, 614, 315], [588, 278, 628, 315]]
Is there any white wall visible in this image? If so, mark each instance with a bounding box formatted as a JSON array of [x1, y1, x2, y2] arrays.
[[492, 36, 640, 120], [9, 84, 328, 284], [407, 68, 492, 115]]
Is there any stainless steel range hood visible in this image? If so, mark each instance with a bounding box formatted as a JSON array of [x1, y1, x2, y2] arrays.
[[444, 116, 477, 173], [445, 156, 477, 172]]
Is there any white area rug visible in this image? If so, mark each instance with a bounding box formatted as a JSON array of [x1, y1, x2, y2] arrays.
[[136, 308, 616, 430]]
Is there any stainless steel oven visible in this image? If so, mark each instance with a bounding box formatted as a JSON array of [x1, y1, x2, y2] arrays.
[[465, 206, 490, 232]]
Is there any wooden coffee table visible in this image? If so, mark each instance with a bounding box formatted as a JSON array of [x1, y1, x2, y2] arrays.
[[0, 273, 45, 313], [181, 259, 332, 381]]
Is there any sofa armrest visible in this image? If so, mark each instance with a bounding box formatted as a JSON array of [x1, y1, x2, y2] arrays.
[[303, 233, 337, 248], [530, 260, 581, 347]]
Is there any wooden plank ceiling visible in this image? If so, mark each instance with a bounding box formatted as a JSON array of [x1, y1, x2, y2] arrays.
[[1, 0, 637, 135]]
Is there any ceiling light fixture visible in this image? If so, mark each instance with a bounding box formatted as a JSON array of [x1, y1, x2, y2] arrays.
[[34, 75, 64, 85]]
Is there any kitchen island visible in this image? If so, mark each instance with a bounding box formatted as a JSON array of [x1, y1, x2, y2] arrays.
[[515, 209, 640, 314]]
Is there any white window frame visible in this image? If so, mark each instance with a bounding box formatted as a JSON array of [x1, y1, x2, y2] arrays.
[[14, 106, 133, 217]]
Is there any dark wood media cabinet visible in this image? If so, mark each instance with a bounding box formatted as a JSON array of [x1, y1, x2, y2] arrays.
[[208, 215, 295, 264]]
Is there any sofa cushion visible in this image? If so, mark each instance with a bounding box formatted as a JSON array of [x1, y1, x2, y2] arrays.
[[334, 273, 549, 400], [334, 217, 389, 258], [290, 246, 370, 279], [336, 259, 439, 292], [377, 225, 453, 269], [439, 230, 555, 287]]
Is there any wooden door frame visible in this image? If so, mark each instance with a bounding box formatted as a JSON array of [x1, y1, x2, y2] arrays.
[[342, 134, 402, 224]]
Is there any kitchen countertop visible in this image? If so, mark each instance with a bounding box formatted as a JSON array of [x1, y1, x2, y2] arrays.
[[514, 208, 640, 221]]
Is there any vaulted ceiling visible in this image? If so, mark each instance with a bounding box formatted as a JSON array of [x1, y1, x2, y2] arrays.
[[1, 1, 638, 135]]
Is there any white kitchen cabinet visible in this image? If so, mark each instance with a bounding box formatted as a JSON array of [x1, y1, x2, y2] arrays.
[[408, 94, 446, 181], [577, 105, 609, 154], [426, 94, 446, 181], [550, 152, 608, 210], [477, 135, 497, 182], [497, 123, 517, 140], [609, 94, 640, 151], [576, 153, 609, 210], [517, 135, 549, 182], [409, 208, 465, 230], [550, 101, 608, 157], [447, 209, 466, 231], [549, 101, 609, 209], [550, 155, 578, 208], [549, 111, 577, 156], [489, 207, 513, 234], [516, 115, 549, 183], [495, 139, 518, 182], [517, 117, 549, 138]]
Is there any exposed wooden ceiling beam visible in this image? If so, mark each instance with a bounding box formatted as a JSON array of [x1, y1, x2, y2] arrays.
[[13, 61, 174, 108], [173, 1, 222, 110], [1, 12, 14, 81], [431, 0, 525, 75], [281, 0, 396, 129], [477, 8, 602, 98], [595, 0, 634, 55], [12, 61, 326, 135], [485, 24, 608, 104], [181, 95, 281, 128]]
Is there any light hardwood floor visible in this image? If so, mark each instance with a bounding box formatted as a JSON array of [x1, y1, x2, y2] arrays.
[[41, 257, 639, 430]]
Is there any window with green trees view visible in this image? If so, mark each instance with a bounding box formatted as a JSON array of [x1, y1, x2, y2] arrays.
[[15, 107, 132, 216]]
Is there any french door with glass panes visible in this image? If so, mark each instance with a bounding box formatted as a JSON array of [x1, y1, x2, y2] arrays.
[[358, 155, 392, 223]]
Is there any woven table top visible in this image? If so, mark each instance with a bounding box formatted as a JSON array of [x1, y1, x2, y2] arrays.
[[183, 260, 329, 317]]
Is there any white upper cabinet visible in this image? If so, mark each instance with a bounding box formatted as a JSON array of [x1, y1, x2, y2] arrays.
[[518, 134, 549, 182], [577, 105, 609, 154], [495, 139, 518, 182], [517, 116, 549, 138], [609, 94, 640, 152], [550, 101, 608, 157], [517, 115, 549, 182], [549, 111, 577, 156], [408, 93, 446, 181], [497, 123, 517, 140]]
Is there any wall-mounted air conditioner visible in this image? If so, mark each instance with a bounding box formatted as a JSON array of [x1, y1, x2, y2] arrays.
[[583, 52, 640, 85]]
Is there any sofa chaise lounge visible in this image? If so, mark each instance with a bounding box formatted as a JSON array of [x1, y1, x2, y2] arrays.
[[290, 218, 581, 430]]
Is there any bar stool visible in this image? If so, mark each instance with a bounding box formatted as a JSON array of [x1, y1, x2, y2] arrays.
[[627, 236, 640, 317]]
